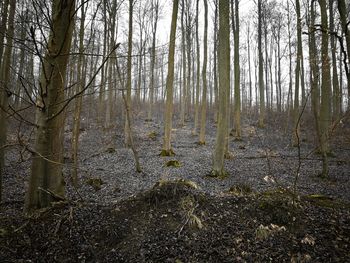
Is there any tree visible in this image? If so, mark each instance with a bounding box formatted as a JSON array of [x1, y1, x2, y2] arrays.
[[319, 0, 331, 178], [125, 0, 134, 146], [0, 0, 16, 202], [292, 0, 302, 146], [232, 0, 241, 139], [147, 0, 160, 121], [337, 0, 350, 103], [71, 0, 86, 186], [258, 0, 265, 128], [199, 0, 208, 145], [192, 0, 201, 134], [330, 0, 340, 119], [212, 0, 230, 177], [25, 0, 76, 211], [161, 0, 179, 156]]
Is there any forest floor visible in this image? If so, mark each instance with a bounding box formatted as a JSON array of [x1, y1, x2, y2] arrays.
[[1, 111, 350, 262]]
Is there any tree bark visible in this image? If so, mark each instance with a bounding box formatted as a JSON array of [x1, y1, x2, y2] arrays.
[[233, 0, 241, 139], [25, 0, 75, 211], [212, 0, 230, 176], [319, 0, 331, 177], [0, 0, 15, 202], [258, 0, 265, 128], [125, 0, 133, 146], [161, 0, 179, 156], [199, 0, 208, 144], [71, 0, 86, 186]]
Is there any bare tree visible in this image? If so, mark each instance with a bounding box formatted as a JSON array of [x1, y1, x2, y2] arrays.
[[25, 0, 76, 211], [161, 0, 179, 156]]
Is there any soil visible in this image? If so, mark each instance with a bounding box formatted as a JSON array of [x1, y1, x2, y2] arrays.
[[1, 112, 350, 262]]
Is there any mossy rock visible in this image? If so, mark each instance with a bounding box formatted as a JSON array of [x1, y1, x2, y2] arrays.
[[106, 147, 116, 153], [224, 151, 235, 160], [207, 170, 228, 179], [160, 149, 175, 157], [86, 177, 104, 191], [302, 194, 350, 209], [166, 160, 181, 168], [148, 131, 158, 140], [228, 183, 253, 196]]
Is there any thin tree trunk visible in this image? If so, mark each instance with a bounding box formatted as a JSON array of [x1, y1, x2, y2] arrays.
[[233, 0, 241, 139], [330, 0, 340, 120], [125, 0, 133, 146], [161, 0, 179, 156], [147, 0, 159, 121], [71, 0, 86, 186], [193, 0, 201, 134], [258, 0, 265, 127], [319, 0, 331, 177], [199, 0, 208, 144]]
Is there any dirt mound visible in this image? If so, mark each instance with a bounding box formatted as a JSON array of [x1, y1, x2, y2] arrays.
[[1, 181, 350, 262]]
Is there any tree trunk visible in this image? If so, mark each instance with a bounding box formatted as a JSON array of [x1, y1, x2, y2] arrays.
[[0, 0, 9, 66], [147, 0, 159, 121], [330, 0, 340, 120], [193, 0, 200, 134], [161, 0, 179, 156], [25, 0, 75, 211], [293, 0, 302, 146], [0, 0, 15, 203], [199, 0, 208, 144], [338, 0, 350, 104], [233, 0, 241, 139], [125, 0, 133, 146], [319, 0, 331, 177], [258, 0, 265, 128], [212, 0, 230, 177], [71, 0, 86, 186]]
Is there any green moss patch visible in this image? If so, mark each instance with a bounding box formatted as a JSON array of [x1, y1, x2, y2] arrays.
[[166, 160, 181, 167], [86, 177, 104, 191]]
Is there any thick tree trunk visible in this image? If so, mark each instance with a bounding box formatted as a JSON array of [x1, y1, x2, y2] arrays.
[[212, 0, 230, 177], [25, 0, 75, 211], [161, 0, 179, 156], [0, 0, 16, 202]]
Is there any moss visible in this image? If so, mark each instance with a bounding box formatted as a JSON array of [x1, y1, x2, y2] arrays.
[[147, 131, 158, 140], [166, 160, 181, 167], [86, 177, 104, 191], [159, 149, 175, 157], [207, 170, 228, 179], [106, 147, 115, 153], [224, 151, 235, 160], [228, 183, 253, 196]]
